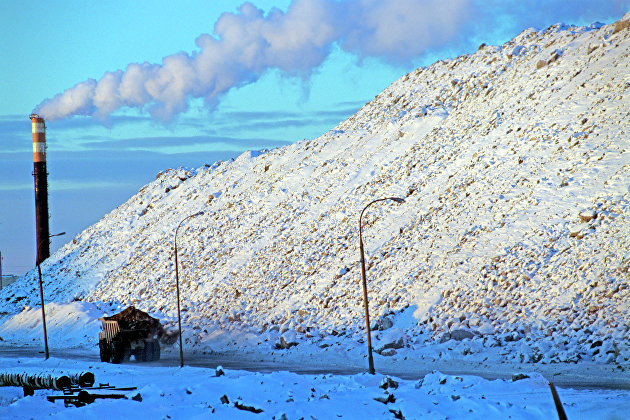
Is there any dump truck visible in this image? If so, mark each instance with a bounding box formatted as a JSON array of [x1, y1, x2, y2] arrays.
[[98, 306, 163, 363]]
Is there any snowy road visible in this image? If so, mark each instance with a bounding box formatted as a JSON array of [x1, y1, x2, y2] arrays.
[[2, 344, 628, 391]]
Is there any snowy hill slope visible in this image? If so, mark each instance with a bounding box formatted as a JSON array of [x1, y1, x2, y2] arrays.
[[2, 14, 629, 364]]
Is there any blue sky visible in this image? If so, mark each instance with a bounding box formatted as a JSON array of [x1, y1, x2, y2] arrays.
[[1, 0, 628, 275]]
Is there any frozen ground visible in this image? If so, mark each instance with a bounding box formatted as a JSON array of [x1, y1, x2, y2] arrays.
[[1, 12, 629, 420], [0, 355, 629, 419]]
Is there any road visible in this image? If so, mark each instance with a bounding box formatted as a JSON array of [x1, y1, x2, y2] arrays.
[[1, 343, 628, 391]]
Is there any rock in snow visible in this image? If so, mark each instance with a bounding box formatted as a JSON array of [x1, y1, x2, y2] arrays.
[[375, 328, 407, 354], [440, 329, 476, 343], [1, 13, 629, 365]]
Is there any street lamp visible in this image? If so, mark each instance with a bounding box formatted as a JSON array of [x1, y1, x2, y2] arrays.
[[358, 197, 405, 374], [174, 211, 204, 368], [37, 231, 66, 359]]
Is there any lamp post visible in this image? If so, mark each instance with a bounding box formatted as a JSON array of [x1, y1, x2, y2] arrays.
[[37, 231, 66, 359], [174, 211, 204, 368], [359, 197, 405, 374]]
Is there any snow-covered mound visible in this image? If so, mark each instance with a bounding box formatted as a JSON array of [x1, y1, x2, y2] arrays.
[[2, 14, 629, 364], [2, 358, 628, 418]]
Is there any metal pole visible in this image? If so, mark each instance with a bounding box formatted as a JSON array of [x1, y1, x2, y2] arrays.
[[174, 211, 204, 368], [35, 232, 65, 360], [1, 250, 3, 290], [548, 382, 568, 420], [358, 197, 405, 375], [37, 262, 49, 359], [175, 237, 183, 368], [358, 223, 374, 374]]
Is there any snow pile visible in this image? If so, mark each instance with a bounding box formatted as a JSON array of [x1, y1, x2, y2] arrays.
[[0, 302, 102, 348], [1, 357, 628, 418], [1, 15, 629, 366]]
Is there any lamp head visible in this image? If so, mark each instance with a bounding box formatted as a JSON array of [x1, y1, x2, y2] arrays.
[[390, 197, 405, 204]]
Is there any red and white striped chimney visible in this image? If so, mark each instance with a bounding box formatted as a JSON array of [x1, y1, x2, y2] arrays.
[[30, 114, 50, 264]]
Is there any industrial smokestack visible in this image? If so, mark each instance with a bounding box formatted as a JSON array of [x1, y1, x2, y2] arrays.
[[30, 114, 50, 264]]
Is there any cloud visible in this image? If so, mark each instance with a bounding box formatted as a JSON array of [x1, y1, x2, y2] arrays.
[[78, 134, 291, 153], [340, 0, 471, 59], [211, 104, 362, 133], [34, 0, 629, 123], [471, 0, 629, 28]]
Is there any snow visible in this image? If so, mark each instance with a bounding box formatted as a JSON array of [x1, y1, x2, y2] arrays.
[[0, 302, 104, 345], [1, 356, 628, 419], [2, 13, 630, 418]]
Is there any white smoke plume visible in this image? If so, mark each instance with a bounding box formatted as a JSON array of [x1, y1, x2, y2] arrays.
[[35, 0, 629, 122]]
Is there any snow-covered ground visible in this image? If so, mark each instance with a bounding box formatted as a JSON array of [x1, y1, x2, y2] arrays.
[[0, 355, 628, 419], [1, 12, 629, 419]]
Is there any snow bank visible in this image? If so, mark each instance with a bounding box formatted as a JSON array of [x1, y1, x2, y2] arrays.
[[0, 356, 628, 418], [0, 302, 104, 348]]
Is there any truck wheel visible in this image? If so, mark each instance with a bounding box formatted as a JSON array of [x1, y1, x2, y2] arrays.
[[111, 341, 124, 364], [141, 341, 152, 362], [152, 341, 161, 361], [122, 343, 131, 362], [99, 339, 111, 362], [135, 345, 146, 362]]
